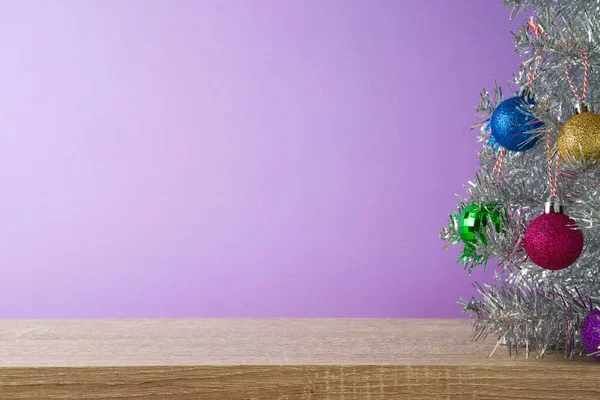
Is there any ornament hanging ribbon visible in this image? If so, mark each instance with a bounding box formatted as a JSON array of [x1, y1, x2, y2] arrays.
[[492, 148, 505, 180], [526, 17, 545, 93], [546, 133, 560, 199], [564, 50, 589, 105], [527, 17, 547, 38]]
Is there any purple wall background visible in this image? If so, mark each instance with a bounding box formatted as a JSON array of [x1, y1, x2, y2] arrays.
[[0, 1, 523, 318]]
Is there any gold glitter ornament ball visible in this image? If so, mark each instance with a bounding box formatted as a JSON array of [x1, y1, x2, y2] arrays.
[[558, 111, 600, 163]]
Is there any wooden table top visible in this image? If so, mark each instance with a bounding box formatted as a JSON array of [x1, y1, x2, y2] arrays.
[[0, 318, 597, 399]]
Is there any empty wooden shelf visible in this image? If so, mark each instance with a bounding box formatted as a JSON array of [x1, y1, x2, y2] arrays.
[[0, 318, 597, 399]]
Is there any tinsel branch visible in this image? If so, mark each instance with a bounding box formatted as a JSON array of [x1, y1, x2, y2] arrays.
[[441, 0, 600, 357]]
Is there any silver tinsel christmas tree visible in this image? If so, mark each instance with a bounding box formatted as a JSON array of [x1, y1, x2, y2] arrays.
[[441, 0, 600, 358]]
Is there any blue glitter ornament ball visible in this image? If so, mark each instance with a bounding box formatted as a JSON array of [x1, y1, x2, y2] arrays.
[[490, 96, 543, 152]]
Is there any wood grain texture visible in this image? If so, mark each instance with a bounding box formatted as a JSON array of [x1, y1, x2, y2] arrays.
[[0, 319, 597, 399]]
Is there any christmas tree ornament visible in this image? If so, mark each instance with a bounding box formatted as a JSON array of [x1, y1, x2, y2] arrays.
[[558, 105, 600, 163], [581, 307, 600, 359], [490, 95, 543, 152], [524, 198, 584, 271], [558, 51, 599, 163], [458, 203, 505, 245]]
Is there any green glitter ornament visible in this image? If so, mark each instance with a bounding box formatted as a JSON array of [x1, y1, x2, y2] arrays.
[[458, 203, 505, 246]]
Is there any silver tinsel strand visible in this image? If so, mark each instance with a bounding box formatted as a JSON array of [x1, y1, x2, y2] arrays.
[[441, 0, 600, 358]]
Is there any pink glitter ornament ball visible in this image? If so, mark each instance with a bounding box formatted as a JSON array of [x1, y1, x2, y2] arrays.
[[524, 212, 584, 270], [581, 308, 600, 359]]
